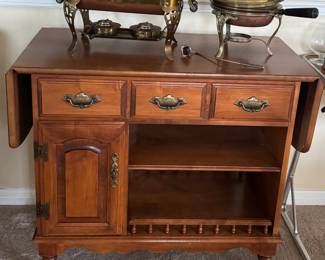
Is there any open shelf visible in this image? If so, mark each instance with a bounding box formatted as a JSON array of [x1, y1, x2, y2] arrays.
[[128, 171, 275, 236], [129, 125, 283, 172]]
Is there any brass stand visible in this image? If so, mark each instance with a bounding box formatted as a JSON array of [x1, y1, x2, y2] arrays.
[[57, 0, 198, 60], [213, 10, 282, 59]]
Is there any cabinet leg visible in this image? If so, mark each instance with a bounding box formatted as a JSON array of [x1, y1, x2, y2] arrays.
[[38, 244, 58, 260], [258, 256, 272, 260]]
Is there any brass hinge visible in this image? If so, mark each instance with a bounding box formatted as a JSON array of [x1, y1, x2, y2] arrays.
[[34, 143, 48, 161], [36, 202, 50, 220]]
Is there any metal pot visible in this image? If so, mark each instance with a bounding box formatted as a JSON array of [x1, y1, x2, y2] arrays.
[[211, 0, 319, 27], [130, 22, 162, 40], [211, 0, 319, 59], [95, 19, 121, 36]]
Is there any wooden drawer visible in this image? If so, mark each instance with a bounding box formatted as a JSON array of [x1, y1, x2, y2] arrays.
[[37, 77, 126, 117], [212, 83, 295, 122], [131, 81, 209, 119]]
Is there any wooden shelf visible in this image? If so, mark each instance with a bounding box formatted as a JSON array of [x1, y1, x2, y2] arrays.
[[129, 141, 280, 172], [129, 125, 282, 172], [128, 172, 272, 221]]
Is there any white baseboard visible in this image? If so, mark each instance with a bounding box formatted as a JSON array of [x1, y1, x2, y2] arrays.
[[286, 191, 325, 206], [0, 188, 325, 206], [0, 188, 36, 205]]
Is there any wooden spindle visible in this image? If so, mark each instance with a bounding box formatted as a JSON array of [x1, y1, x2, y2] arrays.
[[264, 225, 268, 235], [248, 225, 252, 235], [148, 224, 153, 234], [132, 224, 137, 234], [198, 225, 203, 234], [215, 225, 220, 235], [182, 225, 187, 234], [232, 225, 236, 234], [165, 224, 170, 234]]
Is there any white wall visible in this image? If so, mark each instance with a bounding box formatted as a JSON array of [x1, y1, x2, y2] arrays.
[[0, 4, 324, 203]]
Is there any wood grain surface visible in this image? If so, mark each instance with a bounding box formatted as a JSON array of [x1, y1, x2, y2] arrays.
[[10, 28, 318, 81]]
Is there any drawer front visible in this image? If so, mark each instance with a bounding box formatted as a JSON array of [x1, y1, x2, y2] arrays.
[[38, 77, 126, 117], [213, 84, 295, 121], [132, 81, 208, 119]]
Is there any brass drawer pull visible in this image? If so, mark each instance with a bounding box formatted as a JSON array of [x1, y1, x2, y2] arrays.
[[111, 153, 119, 188], [64, 92, 101, 109], [234, 96, 270, 113], [149, 94, 187, 110]]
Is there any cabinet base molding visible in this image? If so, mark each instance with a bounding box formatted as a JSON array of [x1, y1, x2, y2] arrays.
[[34, 234, 280, 258]]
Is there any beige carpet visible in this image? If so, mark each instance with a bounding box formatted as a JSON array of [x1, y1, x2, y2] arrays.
[[0, 206, 324, 260]]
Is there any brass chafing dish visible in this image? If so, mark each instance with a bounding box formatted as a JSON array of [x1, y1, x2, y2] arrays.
[[56, 0, 318, 63], [56, 0, 199, 60], [210, 0, 319, 58]]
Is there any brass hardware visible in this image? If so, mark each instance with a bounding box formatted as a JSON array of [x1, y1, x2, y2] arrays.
[[64, 92, 101, 109], [234, 96, 270, 112], [130, 22, 162, 40], [34, 143, 48, 161], [36, 202, 50, 220], [150, 94, 187, 110], [95, 19, 121, 36], [111, 153, 119, 188]]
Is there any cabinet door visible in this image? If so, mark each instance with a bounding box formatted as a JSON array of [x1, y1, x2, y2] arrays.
[[37, 122, 127, 236]]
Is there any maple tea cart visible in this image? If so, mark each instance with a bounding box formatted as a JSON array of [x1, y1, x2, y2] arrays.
[[6, 28, 323, 259]]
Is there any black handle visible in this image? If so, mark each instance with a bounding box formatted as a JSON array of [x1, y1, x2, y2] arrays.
[[181, 45, 193, 57], [280, 8, 319, 19], [322, 106, 325, 113]]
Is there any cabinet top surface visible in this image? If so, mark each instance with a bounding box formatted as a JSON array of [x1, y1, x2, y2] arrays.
[[11, 28, 317, 81]]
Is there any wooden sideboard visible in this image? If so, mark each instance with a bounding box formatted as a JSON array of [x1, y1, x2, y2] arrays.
[[6, 28, 323, 260]]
